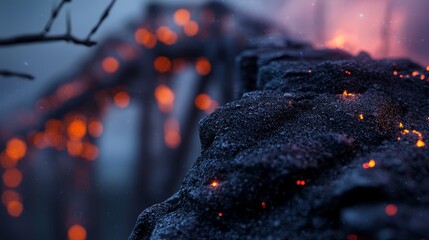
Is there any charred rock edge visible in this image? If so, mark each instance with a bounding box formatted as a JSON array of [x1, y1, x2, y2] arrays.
[[130, 38, 429, 240]]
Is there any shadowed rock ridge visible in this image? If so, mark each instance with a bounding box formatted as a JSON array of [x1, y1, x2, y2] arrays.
[[130, 38, 429, 240]]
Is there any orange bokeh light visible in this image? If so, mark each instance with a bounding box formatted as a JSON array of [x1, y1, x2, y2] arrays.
[[195, 93, 212, 110], [81, 142, 99, 161], [68, 224, 87, 240], [1, 190, 21, 206], [164, 131, 181, 148], [114, 91, 130, 108], [135, 28, 157, 48], [416, 139, 426, 148], [174, 9, 191, 26], [6, 138, 27, 161], [102, 57, 119, 74], [88, 120, 104, 138], [154, 56, 172, 73], [156, 26, 178, 45], [2, 168, 23, 188], [184, 21, 199, 37], [210, 180, 219, 188], [7, 200, 23, 217], [195, 57, 211, 76], [155, 85, 175, 108], [67, 119, 86, 140], [67, 140, 83, 157], [0, 153, 17, 169]]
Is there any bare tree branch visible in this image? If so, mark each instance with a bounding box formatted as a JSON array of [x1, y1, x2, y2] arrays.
[[86, 0, 117, 41], [0, 70, 34, 80], [0, 0, 117, 79]]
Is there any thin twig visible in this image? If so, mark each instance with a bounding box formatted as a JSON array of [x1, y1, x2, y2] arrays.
[[0, 0, 116, 79], [0, 70, 35, 80], [86, 0, 117, 41], [44, 0, 72, 33]]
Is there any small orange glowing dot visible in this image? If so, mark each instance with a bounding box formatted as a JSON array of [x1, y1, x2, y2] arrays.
[[426, 66, 429, 71], [393, 71, 398, 76], [68, 224, 87, 240], [421, 75, 426, 80], [368, 159, 376, 168], [342, 90, 355, 97], [114, 91, 130, 108], [7, 200, 23, 217], [218, 212, 223, 217], [184, 21, 199, 37], [385, 204, 398, 216], [67, 140, 83, 157], [102, 57, 119, 74], [398, 122, 404, 128], [174, 9, 191, 26], [397, 137, 401, 141], [358, 114, 364, 120], [154, 56, 172, 73], [164, 131, 181, 148], [412, 71, 419, 77], [210, 180, 219, 188], [195, 57, 211, 76], [296, 180, 305, 186], [6, 138, 27, 161], [261, 201, 266, 209], [155, 85, 175, 112], [416, 140, 426, 148], [2, 168, 23, 188], [362, 163, 369, 169]]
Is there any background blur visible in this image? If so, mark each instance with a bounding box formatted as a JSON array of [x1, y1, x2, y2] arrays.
[[1, 0, 428, 239]]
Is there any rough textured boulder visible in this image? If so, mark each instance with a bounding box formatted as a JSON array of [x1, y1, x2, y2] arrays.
[[130, 39, 429, 240]]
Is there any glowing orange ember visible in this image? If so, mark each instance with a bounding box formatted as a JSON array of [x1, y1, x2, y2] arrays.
[[1, 190, 20, 206], [2, 168, 23, 188], [296, 180, 306, 186], [416, 140, 425, 148], [102, 57, 119, 74], [412, 71, 419, 77], [184, 21, 199, 37], [342, 90, 355, 97], [195, 93, 212, 110], [174, 9, 191, 26], [393, 71, 398, 76], [88, 120, 104, 137], [114, 91, 130, 108], [6, 138, 27, 161], [426, 66, 429, 71], [385, 204, 398, 216], [421, 75, 426, 80], [359, 114, 364, 120], [68, 224, 87, 240], [154, 56, 172, 73], [195, 57, 211, 76], [398, 122, 404, 128], [363, 159, 376, 169], [135, 28, 157, 48], [7, 200, 23, 217], [210, 180, 219, 188], [67, 119, 86, 140]]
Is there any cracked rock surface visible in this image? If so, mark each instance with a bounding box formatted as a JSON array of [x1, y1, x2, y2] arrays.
[[130, 39, 429, 240]]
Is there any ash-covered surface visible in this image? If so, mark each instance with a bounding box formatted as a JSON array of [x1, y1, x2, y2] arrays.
[[130, 39, 429, 240]]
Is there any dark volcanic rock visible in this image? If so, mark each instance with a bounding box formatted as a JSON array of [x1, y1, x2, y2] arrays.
[[130, 39, 429, 240]]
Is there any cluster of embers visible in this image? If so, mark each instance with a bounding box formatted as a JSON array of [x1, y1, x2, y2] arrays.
[[129, 38, 429, 240]]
